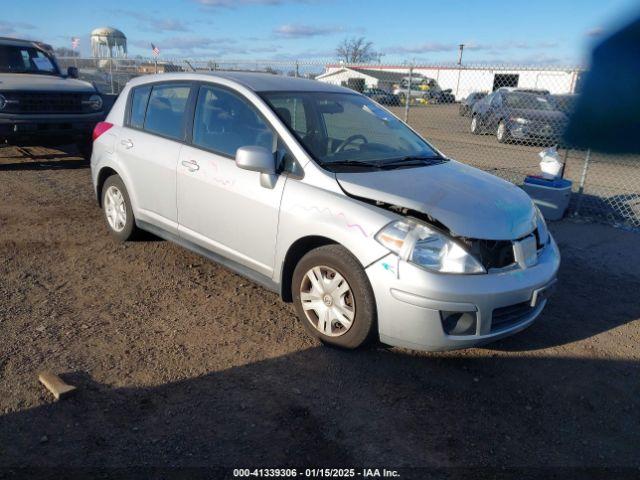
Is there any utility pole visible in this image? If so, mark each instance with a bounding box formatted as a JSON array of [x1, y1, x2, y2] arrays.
[[457, 44, 465, 66]]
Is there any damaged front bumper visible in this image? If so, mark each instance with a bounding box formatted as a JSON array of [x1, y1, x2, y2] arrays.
[[365, 236, 560, 351]]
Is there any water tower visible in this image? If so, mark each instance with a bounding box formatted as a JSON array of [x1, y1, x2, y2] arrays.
[[90, 27, 127, 58]]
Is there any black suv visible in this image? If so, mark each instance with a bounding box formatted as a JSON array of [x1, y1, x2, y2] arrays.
[[0, 37, 105, 157]]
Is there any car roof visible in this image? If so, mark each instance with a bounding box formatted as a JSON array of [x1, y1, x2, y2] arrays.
[[127, 71, 352, 94], [0, 37, 53, 51]]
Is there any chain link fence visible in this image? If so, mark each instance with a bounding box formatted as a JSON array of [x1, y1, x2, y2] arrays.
[[58, 57, 640, 230]]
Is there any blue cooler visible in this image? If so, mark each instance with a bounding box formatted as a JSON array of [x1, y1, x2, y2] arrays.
[[523, 176, 573, 221]]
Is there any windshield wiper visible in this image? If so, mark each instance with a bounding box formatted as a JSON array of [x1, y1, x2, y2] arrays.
[[325, 160, 383, 170], [380, 156, 447, 169]]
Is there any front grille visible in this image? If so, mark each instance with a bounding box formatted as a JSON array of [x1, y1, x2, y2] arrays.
[[3, 92, 85, 114], [461, 228, 541, 271], [491, 301, 535, 331]]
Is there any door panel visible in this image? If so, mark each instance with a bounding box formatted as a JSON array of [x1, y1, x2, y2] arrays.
[[176, 84, 286, 277], [117, 127, 182, 233], [177, 145, 285, 276]]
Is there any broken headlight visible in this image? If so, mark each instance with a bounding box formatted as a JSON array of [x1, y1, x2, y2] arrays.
[[535, 206, 550, 247], [376, 219, 485, 274]]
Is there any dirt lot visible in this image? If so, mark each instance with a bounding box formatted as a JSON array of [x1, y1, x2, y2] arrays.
[[0, 145, 639, 477]]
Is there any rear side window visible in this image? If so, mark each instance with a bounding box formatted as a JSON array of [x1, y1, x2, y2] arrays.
[[129, 85, 151, 129], [192, 85, 274, 157], [143, 84, 191, 140]]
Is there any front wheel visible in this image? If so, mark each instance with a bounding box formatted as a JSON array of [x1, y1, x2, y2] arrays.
[[496, 120, 510, 143], [292, 245, 376, 349], [471, 115, 481, 134]]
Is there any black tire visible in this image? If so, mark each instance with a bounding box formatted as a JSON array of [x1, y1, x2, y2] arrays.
[[292, 245, 376, 349], [76, 140, 92, 160], [101, 174, 138, 242], [496, 120, 510, 143]]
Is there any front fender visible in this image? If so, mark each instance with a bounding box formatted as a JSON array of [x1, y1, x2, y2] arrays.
[[273, 178, 397, 284]]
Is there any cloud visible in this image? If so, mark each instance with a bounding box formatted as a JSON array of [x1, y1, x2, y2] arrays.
[[196, 0, 310, 7], [0, 20, 36, 36], [383, 43, 456, 54], [586, 27, 604, 37], [129, 35, 283, 58], [111, 10, 190, 32], [273, 24, 344, 38], [384, 40, 559, 55]]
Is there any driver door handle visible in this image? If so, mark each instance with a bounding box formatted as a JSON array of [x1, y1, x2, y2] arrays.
[[120, 139, 134, 149], [181, 159, 200, 172]]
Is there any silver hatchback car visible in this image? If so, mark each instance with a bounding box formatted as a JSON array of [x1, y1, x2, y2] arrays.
[[91, 72, 560, 351]]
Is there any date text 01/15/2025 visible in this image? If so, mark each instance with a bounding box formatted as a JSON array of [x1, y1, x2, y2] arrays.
[[233, 468, 401, 477]]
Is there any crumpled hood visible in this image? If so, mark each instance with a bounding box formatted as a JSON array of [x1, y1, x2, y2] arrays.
[[336, 160, 536, 240], [0, 74, 96, 92]]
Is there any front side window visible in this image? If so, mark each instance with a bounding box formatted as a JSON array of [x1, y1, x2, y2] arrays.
[[143, 84, 191, 140], [262, 91, 440, 171], [192, 85, 274, 157]]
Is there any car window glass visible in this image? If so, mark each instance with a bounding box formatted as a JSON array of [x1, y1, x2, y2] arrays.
[[144, 84, 191, 140], [267, 96, 308, 136], [192, 85, 275, 157], [129, 85, 152, 129]]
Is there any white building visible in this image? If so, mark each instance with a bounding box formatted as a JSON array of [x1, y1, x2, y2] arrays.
[[316, 65, 584, 100]]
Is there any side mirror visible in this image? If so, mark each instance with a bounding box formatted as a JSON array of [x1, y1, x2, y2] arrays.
[[235, 145, 278, 188], [67, 66, 79, 79]]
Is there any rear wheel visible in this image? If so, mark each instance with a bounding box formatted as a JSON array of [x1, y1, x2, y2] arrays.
[[101, 175, 138, 242], [292, 245, 376, 349]]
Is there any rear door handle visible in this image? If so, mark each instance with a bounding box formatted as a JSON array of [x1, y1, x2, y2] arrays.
[[181, 159, 200, 172], [120, 139, 134, 149]]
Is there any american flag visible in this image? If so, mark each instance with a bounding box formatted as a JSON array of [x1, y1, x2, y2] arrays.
[[151, 43, 160, 57], [71, 37, 80, 50]]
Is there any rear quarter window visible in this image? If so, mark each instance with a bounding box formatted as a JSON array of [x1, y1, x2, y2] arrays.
[[128, 85, 151, 129]]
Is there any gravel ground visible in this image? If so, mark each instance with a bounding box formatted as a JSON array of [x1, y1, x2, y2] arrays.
[[0, 145, 639, 477]]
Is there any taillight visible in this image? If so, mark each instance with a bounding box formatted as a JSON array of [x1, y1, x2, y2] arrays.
[[92, 122, 113, 141]]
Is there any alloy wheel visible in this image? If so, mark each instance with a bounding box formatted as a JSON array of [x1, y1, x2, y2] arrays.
[[471, 116, 478, 133], [497, 122, 506, 141], [104, 185, 127, 232]]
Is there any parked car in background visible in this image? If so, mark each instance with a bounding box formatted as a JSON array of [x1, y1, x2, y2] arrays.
[[459, 92, 487, 116], [471, 89, 568, 144], [393, 76, 440, 104], [362, 87, 400, 106], [91, 72, 559, 352], [0, 37, 104, 158], [422, 88, 456, 104]]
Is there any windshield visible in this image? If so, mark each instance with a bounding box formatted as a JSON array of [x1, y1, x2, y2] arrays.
[[0, 45, 60, 75], [262, 91, 441, 170], [504, 93, 556, 111]]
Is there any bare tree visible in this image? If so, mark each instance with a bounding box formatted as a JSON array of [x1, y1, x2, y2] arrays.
[[336, 37, 376, 64]]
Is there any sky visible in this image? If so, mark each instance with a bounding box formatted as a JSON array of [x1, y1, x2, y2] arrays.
[[2, 0, 639, 65]]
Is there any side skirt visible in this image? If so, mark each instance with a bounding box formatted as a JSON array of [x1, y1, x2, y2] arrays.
[[136, 220, 281, 295]]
